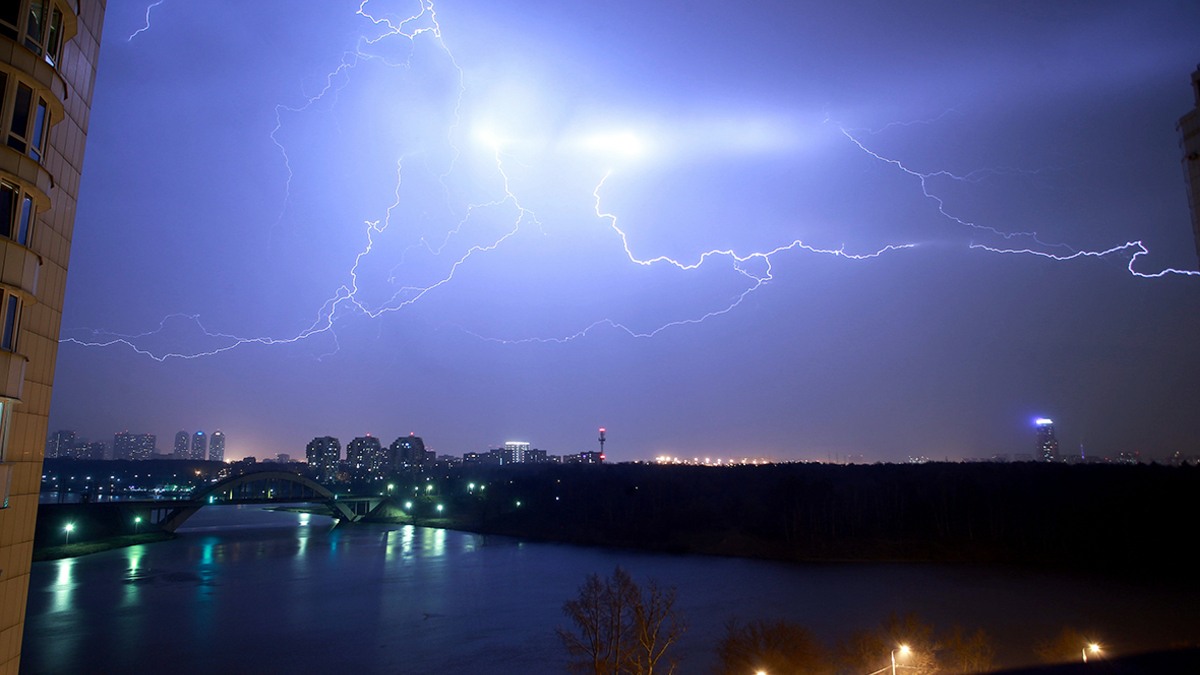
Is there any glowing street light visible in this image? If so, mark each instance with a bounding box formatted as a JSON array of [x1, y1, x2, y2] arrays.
[[63, 523, 75, 545], [1083, 643, 1101, 662], [436, 504, 444, 514], [404, 501, 412, 510], [892, 645, 911, 675], [134, 516, 142, 533]]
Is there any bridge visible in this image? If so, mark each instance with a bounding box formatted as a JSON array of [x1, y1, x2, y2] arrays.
[[148, 470, 382, 532], [35, 470, 386, 546]]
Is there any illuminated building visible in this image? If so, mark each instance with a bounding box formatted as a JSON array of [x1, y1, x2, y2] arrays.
[[113, 432, 154, 461], [191, 430, 207, 461], [1179, 64, 1200, 266], [174, 430, 189, 457], [112, 432, 136, 461], [495, 442, 546, 464], [1035, 418, 1059, 462], [502, 441, 530, 463], [389, 434, 426, 470], [45, 429, 73, 458], [134, 433, 154, 460], [209, 430, 225, 463], [306, 436, 341, 482], [347, 435, 385, 476], [0, 2, 105, 665]]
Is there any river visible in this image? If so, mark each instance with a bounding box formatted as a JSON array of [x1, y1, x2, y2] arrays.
[[20, 505, 1197, 674]]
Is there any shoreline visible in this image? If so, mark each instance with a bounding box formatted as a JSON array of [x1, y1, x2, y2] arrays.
[[32, 532, 177, 562]]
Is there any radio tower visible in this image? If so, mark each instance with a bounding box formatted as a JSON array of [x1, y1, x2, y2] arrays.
[[598, 428, 606, 457]]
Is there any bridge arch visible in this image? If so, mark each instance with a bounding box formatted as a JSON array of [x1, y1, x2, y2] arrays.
[[158, 470, 359, 532]]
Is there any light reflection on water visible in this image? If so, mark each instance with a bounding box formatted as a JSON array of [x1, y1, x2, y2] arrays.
[[20, 505, 1200, 675], [49, 557, 74, 614]]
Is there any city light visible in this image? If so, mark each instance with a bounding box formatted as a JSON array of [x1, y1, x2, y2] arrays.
[[892, 645, 910, 675], [63, 523, 75, 545]]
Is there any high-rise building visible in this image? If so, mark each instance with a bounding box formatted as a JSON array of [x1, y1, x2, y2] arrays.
[[494, 441, 546, 464], [191, 431, 207, 461], [113, 432, 136, 461], [1035, 418, 1059, 462], [174, 430, 189, 457], [209, 430, 225, 463], [347, 435, 386, 476], [133, 434, 155, 460], [1179, 64, 1200, 266], [45, 430, 74, 459], [306, 436, 341, 482], [0, 2, 105, 667], [79, 441, 105, 460], [389, 434, 426, 471]]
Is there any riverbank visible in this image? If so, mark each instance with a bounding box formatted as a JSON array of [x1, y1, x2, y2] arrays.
[[32, 532, 176, 562]]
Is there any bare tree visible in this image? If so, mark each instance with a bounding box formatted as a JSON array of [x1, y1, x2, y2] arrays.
[[1033, 627, 1098, 664], [715, 618, 830, 675], [836, 613, 939, 675], [557, 568, 686, 675], [942, 626, 995, 674]]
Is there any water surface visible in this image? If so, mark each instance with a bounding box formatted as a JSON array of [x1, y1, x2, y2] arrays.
[[21, 506, 1196, 674]]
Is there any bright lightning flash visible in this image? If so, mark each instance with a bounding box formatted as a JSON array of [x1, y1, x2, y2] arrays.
[[66, 0, 1197, 361]]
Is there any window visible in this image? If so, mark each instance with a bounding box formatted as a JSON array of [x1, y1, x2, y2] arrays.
[[0, 181, 34, 245], [7, 82, 31, 154], [3, 1, 67, 67], [0, 3, 17, 41], [0, 71, 51, 164], [1, 293, 20, 352], [24, 1, 46, 57]]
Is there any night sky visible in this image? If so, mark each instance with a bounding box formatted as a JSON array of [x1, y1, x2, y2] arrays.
[[47, 0, 1200, 462]]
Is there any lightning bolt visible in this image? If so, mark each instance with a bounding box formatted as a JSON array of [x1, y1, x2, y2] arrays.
[[69, 0, 1197, 361], [127, 0, 166, 42], [838, 125, 1198, 277]]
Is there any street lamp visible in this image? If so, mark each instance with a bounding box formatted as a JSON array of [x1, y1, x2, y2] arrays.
[[63, 523, 75, 545], [892, 645, 910, 675], [1083, 643, 1100, 662], [436, 504, 444, 514], [134, 516, 142, 534]]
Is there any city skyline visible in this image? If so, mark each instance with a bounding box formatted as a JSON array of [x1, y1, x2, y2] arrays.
[[46, 0, 1200, 463]]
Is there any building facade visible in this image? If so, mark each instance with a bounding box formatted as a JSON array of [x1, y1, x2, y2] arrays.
[[112, 432, 136, 461], [389, 434, 425, 471], [0, 2, 106, 662], [44, 429, 72, 458], [1035, 418, 1059, 462], [306, 436, 341, 482], [190, 430, 206, 461], [208, 430, 225, 463], [346, 435, 385, 476], [1179, 64, 1200, 266], [173, 430, 189, 457]]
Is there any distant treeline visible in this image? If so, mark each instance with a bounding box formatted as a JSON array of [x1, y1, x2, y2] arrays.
[[453, 462, 1196, 572]]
